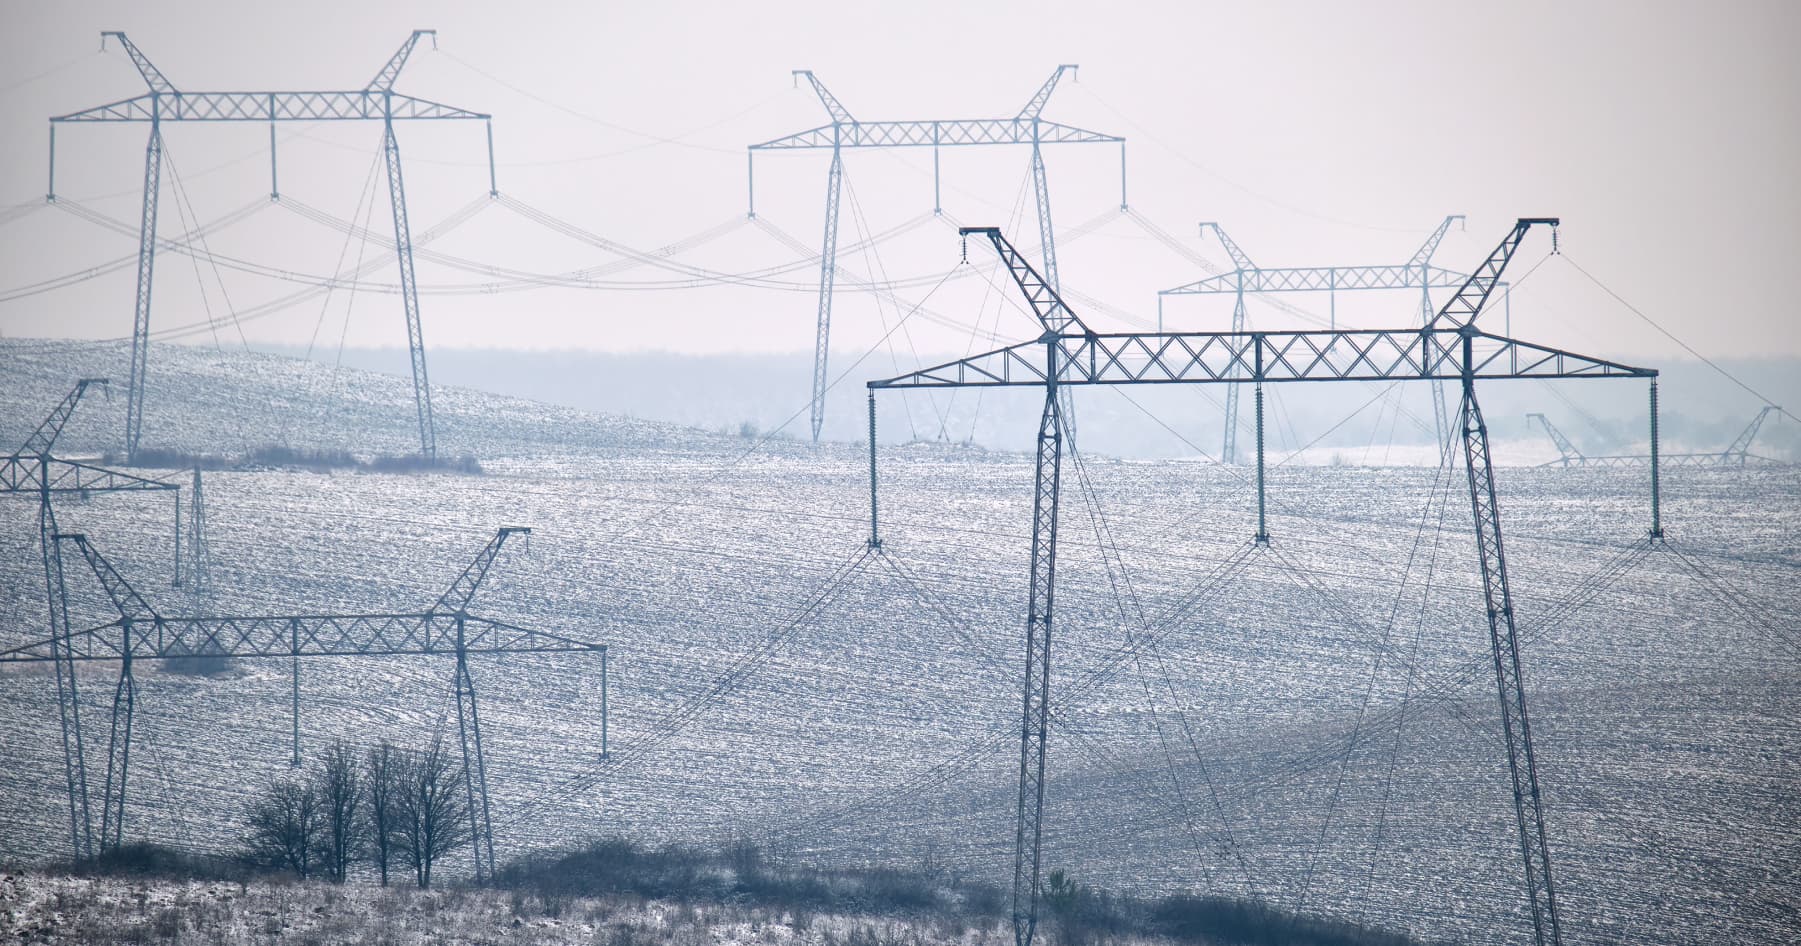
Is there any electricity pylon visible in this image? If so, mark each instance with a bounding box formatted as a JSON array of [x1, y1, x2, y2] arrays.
[[748, 67, 1126, 442], [868, 220, 1661, 946], [1529, 405, 1782, 468], [1160, 215, 1468, 462], [4, 526, 607, 883], [48, 30, 499, 461], [2, 379, 185, 860], [180, 467, 211, 593]]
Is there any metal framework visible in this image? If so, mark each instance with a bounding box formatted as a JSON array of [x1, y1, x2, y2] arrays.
[[868, 220, 1662, 946], [749, 66, 1125, 442], [180, 467, 211, 592], [49, 30, 498, 460], [3, 525, 607, 882], [1530, 405, 1782, 468], [1159, 215, 1468, 462], [3, 380, 182, 860]]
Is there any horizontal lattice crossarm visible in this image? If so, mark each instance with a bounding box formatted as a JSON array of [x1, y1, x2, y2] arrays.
[[1161, 264, 1470, 296], [0, 456, 178, 494], [0, 614, 603, 663], [751, 119, 1122, 150], [869, 328, 1656, 389], [53, 91, 488, 123]]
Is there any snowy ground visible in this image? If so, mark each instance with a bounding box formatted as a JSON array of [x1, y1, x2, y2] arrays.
[[2, 340, 1797, 946], [0, 870, 1026, 946]]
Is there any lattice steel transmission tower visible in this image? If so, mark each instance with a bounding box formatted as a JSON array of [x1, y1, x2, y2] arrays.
[[1159, 215, 1468, 462], [748, 67, 1125, 442], [1529, 404, 1782, 468], [4, 525, 607, 882], [2, 379, 183, 861], [867, 220, 1662, 946], [48, 30, 500, 461]]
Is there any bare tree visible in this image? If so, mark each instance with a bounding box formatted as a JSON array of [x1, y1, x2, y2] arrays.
[[314, 741, 363, 882], [392, 733, 472, 888], [364, 740, 401, 886], [243, 775, 322, 878]]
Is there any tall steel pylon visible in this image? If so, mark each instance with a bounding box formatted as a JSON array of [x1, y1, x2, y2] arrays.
[[48, 30, 500, 461], [1160, 215, 1468, 462], [6, 526, 605, 879], [869, 220, 1659, 946], [748, 67, 1125, 442]]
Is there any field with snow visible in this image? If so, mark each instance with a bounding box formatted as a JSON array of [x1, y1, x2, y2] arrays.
[[2, 340, 1797, 946], [0, 869, 1018, 946]]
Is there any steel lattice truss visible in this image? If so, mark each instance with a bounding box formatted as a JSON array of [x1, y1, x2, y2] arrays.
[[1164, 263, 1470, 295], [0, 457, 176, 495], [871, 326, 1653, 389], [54, 91, 485, 123], [0, 613, 600, 664], [752, 117, 1120, 150]]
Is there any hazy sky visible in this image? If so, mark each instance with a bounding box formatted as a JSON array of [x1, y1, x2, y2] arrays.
[[1, 1, 1797, 362]]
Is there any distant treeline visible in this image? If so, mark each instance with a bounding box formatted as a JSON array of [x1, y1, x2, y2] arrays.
[[111, 444, 483, 475]]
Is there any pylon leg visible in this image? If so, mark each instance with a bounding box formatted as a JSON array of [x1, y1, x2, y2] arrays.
[[381, 118, 436, 459], [1458, 376, 1563, 946], [1222, 291, 1247, 464], [454, 646, 496, 882], [100, 653, 135, 853], [41, 494, 92, 860], [809, 143, 844, 444], [124, 124, 164, 462], [1013, 377, 1063, 946]]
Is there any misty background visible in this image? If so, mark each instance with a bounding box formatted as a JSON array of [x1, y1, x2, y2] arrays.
[[2, 1, 1798, 452]]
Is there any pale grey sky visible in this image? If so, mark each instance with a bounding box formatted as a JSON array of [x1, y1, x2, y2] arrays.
[[1, 0, 1797, 361]]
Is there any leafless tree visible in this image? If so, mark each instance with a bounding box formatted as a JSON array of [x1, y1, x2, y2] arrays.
[[392, 733, 472, 888], [314, 741, 363, 882], [243, 774, 322, 878], [364, 740, 402, 886]]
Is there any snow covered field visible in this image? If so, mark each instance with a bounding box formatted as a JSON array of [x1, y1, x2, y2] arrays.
[[2, 340, 1797, 945]]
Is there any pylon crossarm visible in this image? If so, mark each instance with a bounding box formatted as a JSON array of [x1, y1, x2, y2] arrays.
[[0, 614, 604, 664], [1162, 263, 1469, 296], [1016, 65, 1078, 121], [101, 32, 176, 95], [16, 379, 108, 456], [962, 227, 1086, 334], [53, 91, 487, 123], [56, 534, 160, 624], [788, 70, 856, 124], [367, 30, 436, 92], [0, 457, 180, 494], [1407, 214, 1466, 268], [750, 119, 1120, 150], [432, 527, 530, 614], [870, 329, 1654, 389], [1428, 217, 1557, 329]]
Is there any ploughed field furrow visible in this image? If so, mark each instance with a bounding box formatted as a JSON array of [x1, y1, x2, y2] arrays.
[[2, 341, 1797, 946]]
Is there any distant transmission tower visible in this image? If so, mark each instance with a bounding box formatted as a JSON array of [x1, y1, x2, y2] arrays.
[[48, 30, 499, 461], [180, 467, 211, 593], [748, 67, 1126, 442], [1159, 215, 1468, 462]]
